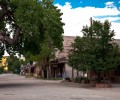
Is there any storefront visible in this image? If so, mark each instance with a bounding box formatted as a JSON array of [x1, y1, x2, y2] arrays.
[[50, 57, 67, 78]]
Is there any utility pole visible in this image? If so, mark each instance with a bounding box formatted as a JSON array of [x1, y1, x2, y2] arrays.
[[90, 17, 93, 80], [90, 17, 93, 39], [90, 17, 93, 51], [72, 67, 74, 80]]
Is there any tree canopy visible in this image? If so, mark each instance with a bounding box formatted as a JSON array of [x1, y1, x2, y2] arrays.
[[68, 20, 120, 79], [0, 0, 64, 57]]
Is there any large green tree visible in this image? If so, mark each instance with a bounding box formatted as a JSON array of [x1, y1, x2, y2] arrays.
[[0, 0, 64, 57], [68, 20, 120, 81]]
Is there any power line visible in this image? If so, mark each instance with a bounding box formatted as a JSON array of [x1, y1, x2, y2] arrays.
[[64, 19, 89, 29]]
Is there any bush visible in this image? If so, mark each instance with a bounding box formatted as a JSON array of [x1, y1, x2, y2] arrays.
[[74, 76, 90, 84], [65, 77, 71, 82], [81, 77, 90, 84], [74, 76, 83, 83]]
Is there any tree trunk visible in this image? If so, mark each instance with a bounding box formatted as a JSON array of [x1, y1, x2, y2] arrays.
[[83, 71, 85, 78], [97, 71, 101, 83], [77, 68, 79, 76], [0, 3, 10, 21], [72, 67, 74, 80], [46, 56, 51, 79]]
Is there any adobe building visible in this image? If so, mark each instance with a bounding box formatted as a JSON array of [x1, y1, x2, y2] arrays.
[[50, 36, 80, 79], [21, 36, 81, 79], [22, 36, 120, 82]]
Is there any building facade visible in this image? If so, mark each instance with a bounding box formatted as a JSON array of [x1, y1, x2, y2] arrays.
[[51, 36, 120, 82], [22, 36, 120, 82], [50, 36, 79, 79]]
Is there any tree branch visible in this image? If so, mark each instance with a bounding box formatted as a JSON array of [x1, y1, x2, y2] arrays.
[[0, 3, 13, 21], [0, 27, 21, 44], [0, 4, 8, 21]]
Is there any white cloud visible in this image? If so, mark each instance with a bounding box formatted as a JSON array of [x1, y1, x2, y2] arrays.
[[105, 1, 115, 8], [112, 22, 120, 38], [95, 17, 120, 23], [65, 2, 71, 6], [105, 2, 117, 8], [55, 2, 120, 39]]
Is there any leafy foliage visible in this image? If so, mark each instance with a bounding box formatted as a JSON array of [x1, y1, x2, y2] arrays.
[[68, 20, 120, 79], [0, 0, 64, 57]]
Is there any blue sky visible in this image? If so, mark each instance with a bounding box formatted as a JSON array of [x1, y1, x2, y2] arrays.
[[53, 0, 120, 39], [54, 0, 120, 8]]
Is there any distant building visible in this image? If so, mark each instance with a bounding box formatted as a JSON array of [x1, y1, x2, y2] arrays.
[[22, 36, 120, 82], [51, 36, 120, 82], [22, 36, 78, 79], [50, 36, 79, 79]]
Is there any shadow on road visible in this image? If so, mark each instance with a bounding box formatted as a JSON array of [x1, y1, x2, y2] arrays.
[[0, 83, 39, 88], [0, 80, 62, 89]]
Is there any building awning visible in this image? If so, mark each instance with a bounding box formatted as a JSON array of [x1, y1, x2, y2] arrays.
[[50, 57, 68, 65]]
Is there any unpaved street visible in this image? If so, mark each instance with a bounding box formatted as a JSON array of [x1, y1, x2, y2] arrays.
[[0, 74, 120, 100]]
